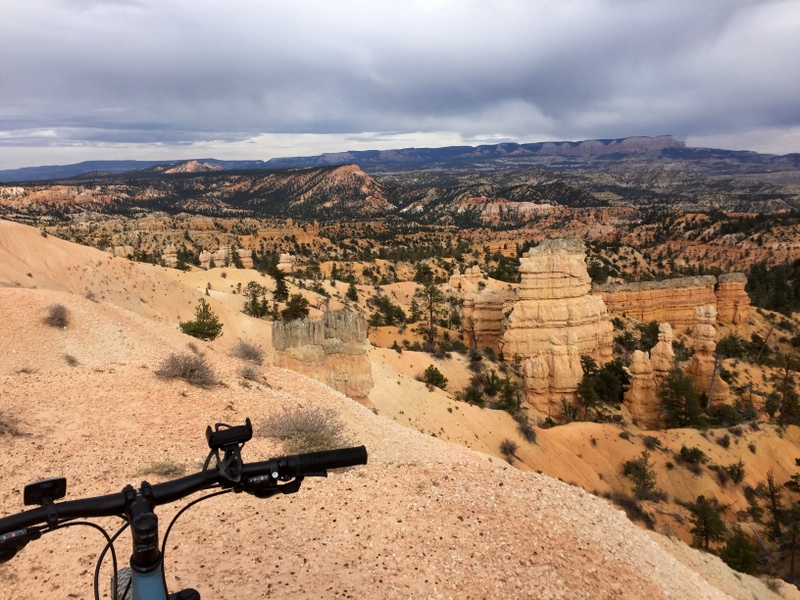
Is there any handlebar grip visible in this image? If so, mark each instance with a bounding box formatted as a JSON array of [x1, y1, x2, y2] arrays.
[[286, 446, 368, 475]]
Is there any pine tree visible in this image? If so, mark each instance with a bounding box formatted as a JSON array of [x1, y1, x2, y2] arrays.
[[346, 282, 358, 302], [281, 294, 310, 322], [414, 281, 445, 349], [180, 298, 223, 341], [689, 496, 727, 551], [659, 367, 704, 428], [719, 527, 758, 574], [272, 269, 289, 302], [242, 281, 268, 318]]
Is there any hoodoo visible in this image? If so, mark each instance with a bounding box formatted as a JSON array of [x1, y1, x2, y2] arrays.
[[272, 309, 374, 403], [503, 239, 613, 414]]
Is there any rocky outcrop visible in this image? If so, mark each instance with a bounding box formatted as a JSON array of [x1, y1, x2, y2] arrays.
[[112, 245, 134, 258], [716, 273, 751, 325], [624, 323, 675, 428], [594, 276, 717, 329], [686, 306, 729, 405], [277, 253, 296, 274], [650, 323, 676, 388], [503, 239, 613, 413], [272, 310, 374, 403], [448, 265, 484, 292], [462, 289, 508, 355], [625, 350, 659, 428], [198, 245, 253, 269], [594, 273, 752, 328], [522, 333, 586, 417]]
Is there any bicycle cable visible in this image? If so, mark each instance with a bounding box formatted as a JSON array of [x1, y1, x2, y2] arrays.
[[160, 488, 231, 594], [37, 520, 120, 600], [98, 521, 131, 600]]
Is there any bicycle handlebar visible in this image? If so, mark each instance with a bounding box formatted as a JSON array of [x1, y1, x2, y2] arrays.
[[0, 445, 368, 535]]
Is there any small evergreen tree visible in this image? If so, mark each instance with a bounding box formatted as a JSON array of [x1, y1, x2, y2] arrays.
[[414, 281, 445, 348], [689, 495, 727, 551], [281, 294, 310, 322], [231, 247, 244, 269], [422, 365, 448, 390], [719, 527, 758, 575], [623, 450, 657, 495], [659, 367, 704, 428], [242, 281, 269, 318], [180, 298, 223, 341], [346, 282, 359, 302], [272, 269, 289, 302]]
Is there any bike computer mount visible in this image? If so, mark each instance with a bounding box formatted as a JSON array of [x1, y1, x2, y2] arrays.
[[204, 419, 252, 483]]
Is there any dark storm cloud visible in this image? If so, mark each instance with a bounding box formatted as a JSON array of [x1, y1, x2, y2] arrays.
[[1, 0, 799, 167]]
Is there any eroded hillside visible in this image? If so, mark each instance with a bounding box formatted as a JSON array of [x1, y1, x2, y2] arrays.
[[2, 218, 800, 598]]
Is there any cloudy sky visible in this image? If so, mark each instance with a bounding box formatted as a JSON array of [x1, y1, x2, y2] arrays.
[[1, 0, 799, 169]]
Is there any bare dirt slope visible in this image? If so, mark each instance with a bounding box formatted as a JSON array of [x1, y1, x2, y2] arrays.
[[0, 217, 797, 599], [0, 290, 793, 600]]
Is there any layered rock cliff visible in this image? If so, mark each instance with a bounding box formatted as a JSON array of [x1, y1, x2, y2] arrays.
[[197, 244, 253, 269], [594, 273, 751, 328], [594, 276, 717, 329], [503, 239, 613, 414], [272, 309, 374, 403]]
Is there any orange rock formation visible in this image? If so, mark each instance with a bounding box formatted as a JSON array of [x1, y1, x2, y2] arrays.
[[594, 273, 751, 328], [624, 323, 675, 428], [686, 305, 730, 405], [716, 272, 751, 325], [594, 276, 717, 329], [272, 309, 374, 403], [503, 239, 613, 414]]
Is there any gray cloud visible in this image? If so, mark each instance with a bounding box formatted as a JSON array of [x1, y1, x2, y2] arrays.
[[1, 0, 799, 168]]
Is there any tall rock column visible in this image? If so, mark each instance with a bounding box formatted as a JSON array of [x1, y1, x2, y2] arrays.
[[686, 306, 729, 405], [716, 273, 751, 325], [462, 289, 507, 355], [503, 239, 613, 412], [624, 323, 675, 429], [624, 350, 659, 428], [650, 323, 675, 389]]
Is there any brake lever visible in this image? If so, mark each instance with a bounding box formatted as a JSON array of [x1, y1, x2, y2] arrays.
[[0, 527, 42, 563], [242, 469, 328, 499]]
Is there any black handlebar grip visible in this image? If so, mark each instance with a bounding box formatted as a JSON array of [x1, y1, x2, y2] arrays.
[[286, 446, 368, 475]]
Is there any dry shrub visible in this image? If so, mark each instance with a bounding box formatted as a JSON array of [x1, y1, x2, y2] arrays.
[[0, 410, 22, 437], [156, 353, 215, 387], [500, 438, 518, 461], [514, 414, 537, 443], [44, 304, 69, 328], [139, 460, 186, 478], [232, 341, 264, 364], [239, 365, 260, 381], [258, 406, 347, 454]]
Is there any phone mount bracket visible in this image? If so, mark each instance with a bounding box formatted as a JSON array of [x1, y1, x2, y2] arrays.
[[204, 419, 252, 483]]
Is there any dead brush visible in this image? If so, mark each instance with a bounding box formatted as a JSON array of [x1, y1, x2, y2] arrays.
[[155, 353, 216, 387], [0, 410, 22, 437], [258, 405, 347, 454]]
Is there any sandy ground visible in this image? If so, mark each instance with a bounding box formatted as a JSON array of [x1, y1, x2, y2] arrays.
[[1, 218, 799, 599]]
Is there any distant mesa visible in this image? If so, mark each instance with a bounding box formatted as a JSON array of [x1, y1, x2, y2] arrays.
[[161, 160, 224, 174], [263, 135, 686, 170], [0, 135, 686, 182]]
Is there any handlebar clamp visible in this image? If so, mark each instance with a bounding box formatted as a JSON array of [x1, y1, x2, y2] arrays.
[[204, 419, 253, 483]]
